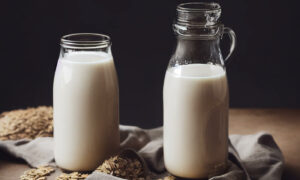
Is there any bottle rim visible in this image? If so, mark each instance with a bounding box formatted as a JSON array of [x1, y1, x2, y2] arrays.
[[177, 2, 221, 13], [174, 2, 223, 39], [60, 33, 111, 49], [176, 2, 221, 26]]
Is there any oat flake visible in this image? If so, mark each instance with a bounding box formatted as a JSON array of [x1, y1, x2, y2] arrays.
[[0, 106, 53, 140]]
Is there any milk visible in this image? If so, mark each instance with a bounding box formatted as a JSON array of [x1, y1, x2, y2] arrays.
[[53, 52, 119, 171], [163, 64, 228, 178]]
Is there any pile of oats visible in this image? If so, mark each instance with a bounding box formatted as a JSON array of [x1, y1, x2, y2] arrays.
[[56, 172, 89, 180], [0, 106, 53, 140], [20, 166, 55, 180], [96, 155, 144, 179]]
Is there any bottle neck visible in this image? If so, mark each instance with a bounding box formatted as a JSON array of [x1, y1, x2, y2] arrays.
[[172, 36, 223, 65], [169, 2, 228, 67], [59, 33, 111, 58]]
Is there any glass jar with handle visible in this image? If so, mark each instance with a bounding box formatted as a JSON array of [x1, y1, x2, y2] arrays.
[[163, 2, 236, 179]]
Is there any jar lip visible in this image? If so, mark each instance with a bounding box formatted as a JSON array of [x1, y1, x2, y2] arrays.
[[177, 2, 221, 12], [61, 33, 111, 49], [174, 23, 223, 40]]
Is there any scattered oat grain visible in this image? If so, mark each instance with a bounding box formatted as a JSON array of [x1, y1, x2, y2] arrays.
[[96, 155, 144, 179], [20, 166, 55, 180], [56, 172, 89, 180], [0, 106, 53, 140]]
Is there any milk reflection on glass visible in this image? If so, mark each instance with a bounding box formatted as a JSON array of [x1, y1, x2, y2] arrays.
[[163, 2, 236, 179], [53, 34, 119, 171]]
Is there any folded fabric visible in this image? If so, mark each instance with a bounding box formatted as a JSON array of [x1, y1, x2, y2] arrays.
[[0, 125, 284, 180]]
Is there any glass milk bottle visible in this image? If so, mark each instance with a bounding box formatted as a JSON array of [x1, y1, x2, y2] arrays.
[[53, 33, 119, 171], [163, 3, 236, 179]]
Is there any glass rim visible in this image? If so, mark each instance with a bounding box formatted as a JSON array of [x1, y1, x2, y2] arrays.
[[60, 33, 111, 49], [177, 2, 221, 12]]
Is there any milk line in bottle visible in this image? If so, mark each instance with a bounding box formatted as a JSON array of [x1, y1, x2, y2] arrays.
[[163, 2, 236, 179], [53, 33, 119, 171]]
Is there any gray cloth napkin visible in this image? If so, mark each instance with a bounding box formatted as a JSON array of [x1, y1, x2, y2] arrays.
[[0, 125, 284, 180]]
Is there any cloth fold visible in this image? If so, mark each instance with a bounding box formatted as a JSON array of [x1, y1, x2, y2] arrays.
[[0, 125, 284, 180]]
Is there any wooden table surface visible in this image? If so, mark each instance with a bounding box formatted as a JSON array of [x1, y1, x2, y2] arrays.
[[0, 108, 299, 180], [229, 109, 300, 180]]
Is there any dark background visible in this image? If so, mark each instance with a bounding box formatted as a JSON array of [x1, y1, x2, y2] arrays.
[[0, 0, 299, 128]]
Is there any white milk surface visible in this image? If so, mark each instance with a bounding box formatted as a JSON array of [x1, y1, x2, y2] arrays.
[[53, 52, 119, 171], [163, 64, 229, 178]]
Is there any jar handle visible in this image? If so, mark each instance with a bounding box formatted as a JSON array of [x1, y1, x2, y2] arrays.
[[223, 27, 236, 63]]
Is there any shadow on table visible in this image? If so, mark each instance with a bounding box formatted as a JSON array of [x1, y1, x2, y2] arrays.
[[282, 164, 300, 180]]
